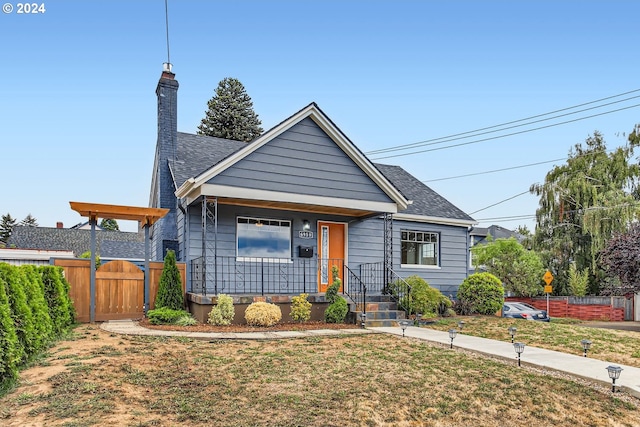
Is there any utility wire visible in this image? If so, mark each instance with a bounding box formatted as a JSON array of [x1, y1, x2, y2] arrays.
[[371, 103, 640, 160], [424, 158, 566, 182], [469, 191, 531, 215], [366, 88, 640, 155]]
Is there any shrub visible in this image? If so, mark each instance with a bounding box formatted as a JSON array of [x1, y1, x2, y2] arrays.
[[325, 296, 348, 323], [0, 272, 19, 385], [146, 307, 192, 325], [390, 275, 452, 318], [208, 294, 235, 326], [79, 251, 101, 269], [568, 263, 588, 297], [40, 266, 75, 334], [290, 293, 312, 323], [20, 265, 53, 350], [457, 272, 504, 315], [325, 266, 341, 304], [0, 264, 36, 363], [244, 302, 282, 327], [155, 250, 184, 311], [175, 315, 198, 326]]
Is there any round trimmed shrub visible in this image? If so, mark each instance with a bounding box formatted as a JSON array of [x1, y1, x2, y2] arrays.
[[404, 275, 452, 318], [208, 294, 235, 326], [457, 272, 504, 315], [244, 302, 282, 327], [324, 296, 348, 323]]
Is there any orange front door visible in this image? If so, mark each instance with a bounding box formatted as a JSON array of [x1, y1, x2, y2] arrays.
[[318, 222, 345, 293]]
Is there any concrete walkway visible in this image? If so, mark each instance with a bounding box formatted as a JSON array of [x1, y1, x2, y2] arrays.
[[100, 320, 640, 399]]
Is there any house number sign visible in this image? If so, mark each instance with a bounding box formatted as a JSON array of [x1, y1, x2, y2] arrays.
[[299, 231, 314, 239]]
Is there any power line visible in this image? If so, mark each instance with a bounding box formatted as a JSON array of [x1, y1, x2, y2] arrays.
[[424, 158, 567, 182], [366, 88, 640, 156], [469, 191, 531, 215], [371, 103, 640, 160], [475, 214, 537, 222]]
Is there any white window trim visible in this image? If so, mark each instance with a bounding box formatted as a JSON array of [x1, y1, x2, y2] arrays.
[[400, 230, 440, 267]]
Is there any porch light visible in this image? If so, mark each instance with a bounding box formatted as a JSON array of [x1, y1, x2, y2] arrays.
[[581, 339, 592, 357], [457, 320, 465, 331], [508, 326, 517, 343], [513, 342, 525, 367], [606, 365, 623, 392], [400, 320, 410, 337], [302, 219, 311, 231], [448, 329, 457, 349], [360, 312, 367, 329]]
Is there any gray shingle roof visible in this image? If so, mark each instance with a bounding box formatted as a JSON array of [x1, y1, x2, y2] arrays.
[[170, 132, 246, 188], [374, 163, 475, 222], [8, 226, 145, 258]]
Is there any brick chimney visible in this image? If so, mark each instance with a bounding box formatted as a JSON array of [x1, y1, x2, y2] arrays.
[[151, 63, 179, 260], [56, 222, 63, 229]]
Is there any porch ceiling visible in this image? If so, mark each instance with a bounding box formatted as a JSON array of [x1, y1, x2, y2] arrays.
[[214, 197, 378, 218]]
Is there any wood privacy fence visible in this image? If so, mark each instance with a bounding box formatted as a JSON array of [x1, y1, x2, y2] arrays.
[[506, 296, 633, 321], [54, 258, 186, 323]]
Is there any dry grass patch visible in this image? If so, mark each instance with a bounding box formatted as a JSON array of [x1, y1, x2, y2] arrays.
[[425, 316, 640, 367], [0, 324, 637, 426]]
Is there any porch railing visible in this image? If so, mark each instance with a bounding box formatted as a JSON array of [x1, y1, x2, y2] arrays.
[[360, 261, 412, 316], [344, 265, 366, 315], [191, 256, 344, 295]]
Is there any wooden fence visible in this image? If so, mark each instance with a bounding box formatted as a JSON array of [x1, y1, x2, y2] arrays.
[[54, 258, 186, 323], [506, 296, 633, 321]]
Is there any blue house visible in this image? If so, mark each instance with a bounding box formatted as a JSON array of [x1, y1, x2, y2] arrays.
[[149, 67, 476, 320]]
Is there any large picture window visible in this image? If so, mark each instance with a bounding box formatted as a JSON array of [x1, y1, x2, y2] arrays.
[[237, 217, 291, 259], [401, 230, 439, 266]]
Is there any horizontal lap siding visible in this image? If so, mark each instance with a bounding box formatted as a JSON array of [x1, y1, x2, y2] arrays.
[[394, 221, 468, 296], [209, 118, 392, 203]]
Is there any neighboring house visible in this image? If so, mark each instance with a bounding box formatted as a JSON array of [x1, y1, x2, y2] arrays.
[[0, 248, 75, 266], [149, 68, 476, 310], [468, 225, 521, 274], [8, 225, 146, 262], [71, 221, 104, 231]]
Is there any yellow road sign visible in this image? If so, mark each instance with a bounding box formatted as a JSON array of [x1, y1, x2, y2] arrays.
[[543, 270, 554, 285], [544, 285, 552, 293]]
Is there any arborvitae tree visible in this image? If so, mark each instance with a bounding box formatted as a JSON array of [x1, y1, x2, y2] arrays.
[[0, 263, 36, 364], [154, 250, 184, 311], [99, 218, 119, 231], [197, 77, 264, 142], [40, 266, 74, 334], [20, 265, 53, 350], [20, 214, 38, 227], [0, 272, 19, 385], [0, 213, 16, 245]]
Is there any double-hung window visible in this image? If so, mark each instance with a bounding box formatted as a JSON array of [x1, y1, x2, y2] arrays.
[[237, 217, 291, 260], [401, 230, 439, 266]]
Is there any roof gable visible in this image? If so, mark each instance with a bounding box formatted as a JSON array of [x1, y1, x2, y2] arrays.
[[175, 103, 408, 210]]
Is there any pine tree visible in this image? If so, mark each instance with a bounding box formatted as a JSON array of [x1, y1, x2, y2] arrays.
[[0, 213, 17, 245], [20, 214, 38, 227], [197, 77, 264, 142], [100, 218, 119, 231], [155, 250, 184, 310]]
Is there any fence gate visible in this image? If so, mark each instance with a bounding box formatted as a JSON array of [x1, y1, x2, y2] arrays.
[[95, 260, 144, 321]]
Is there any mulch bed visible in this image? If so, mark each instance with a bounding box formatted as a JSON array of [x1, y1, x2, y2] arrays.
[[138, 318, 360, 333]]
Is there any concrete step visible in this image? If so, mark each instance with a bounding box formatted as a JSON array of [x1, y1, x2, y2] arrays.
[[365, 319, 400, 327]]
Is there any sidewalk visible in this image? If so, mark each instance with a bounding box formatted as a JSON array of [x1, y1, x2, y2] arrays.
[[100, 320, 640, 399], [370, 326, 640, 399]]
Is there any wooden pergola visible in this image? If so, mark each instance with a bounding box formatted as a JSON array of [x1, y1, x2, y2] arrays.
[[69, 201, 169, 323]]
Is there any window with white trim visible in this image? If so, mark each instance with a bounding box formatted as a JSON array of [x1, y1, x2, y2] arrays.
[[401, 230, 439, 266], [237, 217, 291, 259]]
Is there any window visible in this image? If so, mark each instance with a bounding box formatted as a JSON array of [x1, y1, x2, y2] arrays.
[[237, 217, 291, 259], [401, 230, 439, 266]]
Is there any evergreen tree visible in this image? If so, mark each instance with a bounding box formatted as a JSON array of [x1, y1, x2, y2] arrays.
[[197, 77, 264, 142], [0, 213, 16, 245], [20, 214, 38, 227], [99, 218, 119, 231], [154, 250, 184, 310]]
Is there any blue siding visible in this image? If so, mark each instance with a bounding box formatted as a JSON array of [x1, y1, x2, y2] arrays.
[[209, 118, 393, 203]]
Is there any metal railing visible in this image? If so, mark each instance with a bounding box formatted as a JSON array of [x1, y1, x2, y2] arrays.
[[344, 265, 366, 315], [360, 261, 412, 316], [191, 256, 344, 295]]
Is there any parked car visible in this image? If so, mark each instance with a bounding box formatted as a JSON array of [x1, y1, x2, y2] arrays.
[[502, 302, 550, 322]]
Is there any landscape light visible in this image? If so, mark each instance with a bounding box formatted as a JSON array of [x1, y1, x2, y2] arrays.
[[457, 320, 465, 331], [581, 339, 592, 357], [606, 365, 623, 392], [513, 342, 525, 367], [416, 313, 422, 326], [448, 329, 457, 349], [360, 312, 367, 329], [508, 326, 517, 343], [400, 320, 410, 337]]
